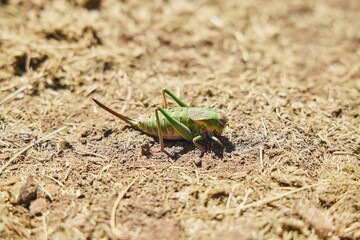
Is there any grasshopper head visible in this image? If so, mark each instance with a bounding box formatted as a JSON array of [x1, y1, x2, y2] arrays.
[[197, 113, 228, 134], [216, 113, 228, 133]]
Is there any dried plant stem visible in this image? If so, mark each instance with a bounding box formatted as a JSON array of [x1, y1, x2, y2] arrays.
[[259, 146, 264, 170], [240, 183, 321, 211], [74, 150, 106, 159], [333, 151, 359, 157], [0, 85, 30, 106], [236, 189, 252, 217], [0, 176, 20, 189], [216, 183, 324, 215], [110, 176, 139, 238], [45, 175, 64, 187], [0, 126, 67, 176], [42, 215, 48, 240]]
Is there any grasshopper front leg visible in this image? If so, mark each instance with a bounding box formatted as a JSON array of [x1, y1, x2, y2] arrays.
[[192, 134, 206, 152], [208, 132, 224, 147]]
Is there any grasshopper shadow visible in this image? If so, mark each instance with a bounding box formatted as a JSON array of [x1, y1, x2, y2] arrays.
[[152, 135, 235, 161], [200, 135, 235, 159], [120, 126, 235, 161]]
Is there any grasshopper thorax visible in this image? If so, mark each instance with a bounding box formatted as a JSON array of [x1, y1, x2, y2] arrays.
[[188, 108, 228, 134]]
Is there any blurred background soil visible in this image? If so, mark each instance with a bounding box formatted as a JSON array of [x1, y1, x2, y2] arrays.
[[0, 0, 359, 239]]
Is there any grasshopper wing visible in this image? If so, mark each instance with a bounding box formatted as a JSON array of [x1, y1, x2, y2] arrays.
[[188, 108, 227, 132], [188, 108, 218, 121]]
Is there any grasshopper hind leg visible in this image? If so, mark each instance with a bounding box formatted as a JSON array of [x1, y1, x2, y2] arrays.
[[151, 108, 165, 153], [162, 88, 189, 108], [152, 107, 194, 153]]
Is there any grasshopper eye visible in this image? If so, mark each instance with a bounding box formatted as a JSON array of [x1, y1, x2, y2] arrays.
[[219, 114, 228, 126]]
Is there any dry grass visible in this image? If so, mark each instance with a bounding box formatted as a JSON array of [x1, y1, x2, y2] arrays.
[[0, 0, 359, 239]]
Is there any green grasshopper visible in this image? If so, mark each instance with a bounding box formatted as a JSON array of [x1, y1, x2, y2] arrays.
[[92, 88, 228, 152]]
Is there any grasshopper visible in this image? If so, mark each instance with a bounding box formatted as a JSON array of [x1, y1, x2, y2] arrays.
[[92, 88, 228, 152]]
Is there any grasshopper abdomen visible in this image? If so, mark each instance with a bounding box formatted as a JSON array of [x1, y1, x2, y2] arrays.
[[138, 107, 205, 140]]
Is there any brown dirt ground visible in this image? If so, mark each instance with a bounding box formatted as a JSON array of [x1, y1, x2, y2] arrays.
[[0, 0, 359, 239]]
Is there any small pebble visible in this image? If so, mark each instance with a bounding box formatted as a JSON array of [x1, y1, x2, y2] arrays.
[[141, 140, 151, 155], [194, 158, 202, 167], [30, 198, 47, 216]]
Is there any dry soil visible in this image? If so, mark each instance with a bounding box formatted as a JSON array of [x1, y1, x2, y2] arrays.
[[0, 0, 359, 239]]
